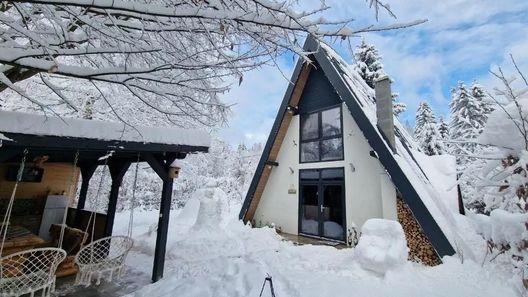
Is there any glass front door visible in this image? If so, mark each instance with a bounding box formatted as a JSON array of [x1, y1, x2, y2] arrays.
[[299, 168, 345, 241]]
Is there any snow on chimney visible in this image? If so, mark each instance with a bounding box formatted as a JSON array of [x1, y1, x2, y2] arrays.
[[375, 75, 396, 151]]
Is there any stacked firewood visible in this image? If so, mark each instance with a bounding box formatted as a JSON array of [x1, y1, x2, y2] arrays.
[[396, 198, 442, 266]]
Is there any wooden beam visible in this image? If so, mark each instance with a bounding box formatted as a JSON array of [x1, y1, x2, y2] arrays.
[[244, 63, 312, 222], [145, 154, 169, 180], [0, 148, 21, 163], [104, 160, 131, 237]]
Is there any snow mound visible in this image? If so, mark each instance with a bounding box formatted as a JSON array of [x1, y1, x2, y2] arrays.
[[169, 187, 245, 261], [355, 219, 408, 274]]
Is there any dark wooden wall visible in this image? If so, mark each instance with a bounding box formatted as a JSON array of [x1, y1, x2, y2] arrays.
[[298, 61, 341, 114]]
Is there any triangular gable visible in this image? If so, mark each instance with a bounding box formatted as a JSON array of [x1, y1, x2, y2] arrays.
[[240, 36, 456, 259]]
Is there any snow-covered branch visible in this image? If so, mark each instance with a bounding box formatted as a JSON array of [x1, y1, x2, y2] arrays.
[[1, 0, 423, 124]]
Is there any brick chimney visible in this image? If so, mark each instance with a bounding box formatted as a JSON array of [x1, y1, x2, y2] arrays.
[[375, 75, 396, 151]]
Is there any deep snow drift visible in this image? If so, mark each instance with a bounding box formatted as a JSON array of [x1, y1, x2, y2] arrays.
[[107, 187, 518, 297]]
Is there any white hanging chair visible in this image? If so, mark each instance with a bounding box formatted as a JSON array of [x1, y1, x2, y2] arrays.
[[74, 152, 138, 287], [0, 247, 66, 297], [74, 235, 133, 287]]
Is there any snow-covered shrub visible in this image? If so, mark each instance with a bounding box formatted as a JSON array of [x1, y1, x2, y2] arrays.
[[354, 219, 408, 274], [473, 210, 528, 268], [462, 61, 528, 214]]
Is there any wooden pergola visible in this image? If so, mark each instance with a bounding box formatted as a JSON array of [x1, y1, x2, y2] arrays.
[[0, 111, 210, 282]]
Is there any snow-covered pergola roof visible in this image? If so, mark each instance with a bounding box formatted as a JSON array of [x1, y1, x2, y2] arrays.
[[0, 110, 210, 151], [0, 110, 211, 283]]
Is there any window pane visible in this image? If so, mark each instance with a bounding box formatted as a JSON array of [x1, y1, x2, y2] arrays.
[[321, 138, 343, 161], [301, 112, 319, 140], [322, 185, 344, 240], [301, 141, 319, 162], [321, 107, 341, 137], [321, 168, 344, 181], [300, 170, 319, 181], [301, 185, 319, 236]]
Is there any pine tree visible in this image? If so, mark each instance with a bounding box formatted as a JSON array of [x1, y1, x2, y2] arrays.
[[353, 39, 384, 88], [421, 122, 444, 156], [392, 93, 407, 117], [414, 102, 434, 137], [470, 80, 494, 121], [414, 102, 444, 155], [353, 40, 406, 116], [449, 81, 487, 168], [438, 117, 449, 140]]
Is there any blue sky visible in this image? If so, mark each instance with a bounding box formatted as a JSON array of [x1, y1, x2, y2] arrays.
[[219, 0, 528, 146]]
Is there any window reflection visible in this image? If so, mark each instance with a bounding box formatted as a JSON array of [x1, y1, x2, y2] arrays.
[[300, 106, 343, 163]]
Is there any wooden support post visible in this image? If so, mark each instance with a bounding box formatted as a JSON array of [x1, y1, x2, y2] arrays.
[[104, 160, 131, 238], [75, 162, 98, 227], [145, 153, 184, 282], [76, 163, 98, 210]]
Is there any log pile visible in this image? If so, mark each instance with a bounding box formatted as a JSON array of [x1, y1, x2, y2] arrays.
[[397, 197, 442, 266]]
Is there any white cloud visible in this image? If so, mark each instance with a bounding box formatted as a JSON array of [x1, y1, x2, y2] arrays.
[[218, 62, 293, 146]]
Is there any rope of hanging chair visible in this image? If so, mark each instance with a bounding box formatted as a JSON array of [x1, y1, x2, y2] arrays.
[[83, 153, 110, 246], [127, 154, 140, 238], [58, 151, 79, 248], [0, 149, 28, 257]]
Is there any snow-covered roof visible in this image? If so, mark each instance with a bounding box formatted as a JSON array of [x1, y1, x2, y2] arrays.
[[319, 42, 473, 259], [0, 110, 210, 148]]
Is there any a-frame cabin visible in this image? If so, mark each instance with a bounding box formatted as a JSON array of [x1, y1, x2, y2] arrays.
[[240, 36, 463, 265]]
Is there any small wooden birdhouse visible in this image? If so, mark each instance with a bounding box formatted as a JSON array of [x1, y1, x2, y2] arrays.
[[168, 166, 180, 179]]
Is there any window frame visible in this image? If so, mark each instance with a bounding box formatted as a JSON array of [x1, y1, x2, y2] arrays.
[[299, 104, 344, 163]]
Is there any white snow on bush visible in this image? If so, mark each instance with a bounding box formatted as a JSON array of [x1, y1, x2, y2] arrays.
[[355, 219, 408, 274], [474, 209, 528, 249], [478, 95, 528, 154], [0, 110, 210, 147]]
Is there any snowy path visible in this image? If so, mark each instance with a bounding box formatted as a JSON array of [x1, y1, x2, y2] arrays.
[[113, 192, 516, 297]]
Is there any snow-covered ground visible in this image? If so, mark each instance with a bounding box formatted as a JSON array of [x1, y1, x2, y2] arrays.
[[110, 187, 519, 297]]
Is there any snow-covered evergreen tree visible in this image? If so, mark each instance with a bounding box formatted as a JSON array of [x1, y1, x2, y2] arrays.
[[470, 80, 494, 121], [414, 102, 443, 155], [353, 39, 385, 89], [393, 101, 407, 117], [392, 92, 407, 117], [449, 81, 487, 168], [438, 117, 449, 140], [414, 102, 434, 137], [353, 40, 406, 116]]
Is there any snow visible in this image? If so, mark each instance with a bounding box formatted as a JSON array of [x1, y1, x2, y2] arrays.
[[478, 93, 528, 154], [0, 110, 210, 148], [104, 191, 516, 297], [474, 209, 528, 250], [354, 219, 408, 275]]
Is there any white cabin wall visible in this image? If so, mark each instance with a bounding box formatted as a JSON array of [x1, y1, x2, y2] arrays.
[[254, 103, 398, 237], [253, 115, 299, 233]]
